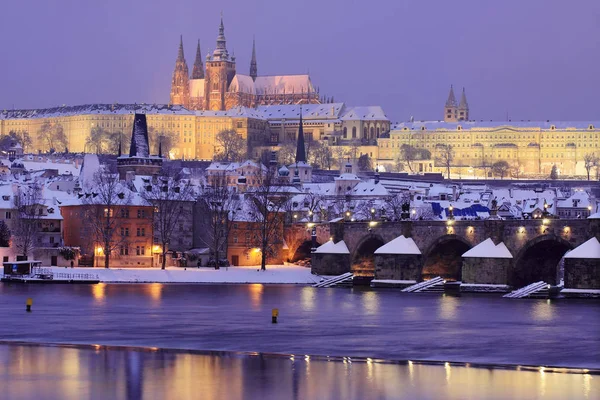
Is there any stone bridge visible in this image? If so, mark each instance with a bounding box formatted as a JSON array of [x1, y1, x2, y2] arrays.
[[287, 218, 600, 289]]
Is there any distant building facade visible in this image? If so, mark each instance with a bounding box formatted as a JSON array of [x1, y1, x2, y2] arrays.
[[377, 88, 599, 176]]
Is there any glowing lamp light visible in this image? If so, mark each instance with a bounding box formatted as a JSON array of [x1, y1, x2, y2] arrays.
[[307, 222, 315, 228], [542, 218, 550, 225], [308, 211, 313, 216], [412, 209, 416, 214], [446, 220, 453, 226], [346, 211, 351, 217], [293, 214, 298, 219], [253, 248, 261, 253], [519, 227, 525, 233], [588, 205, 592, 211], [369, 221, 377, 227], [96, 247, 103, 255], [153, 245, 161, 252], [370, 208, 375, 214], [449, 205, 454, 211]]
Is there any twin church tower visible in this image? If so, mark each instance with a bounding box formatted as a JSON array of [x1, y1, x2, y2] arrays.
[[170, 16, 320, 111]]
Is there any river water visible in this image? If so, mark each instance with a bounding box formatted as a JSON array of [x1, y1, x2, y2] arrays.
[[0, 344, 597, 400], [0, 283, 597, 368]]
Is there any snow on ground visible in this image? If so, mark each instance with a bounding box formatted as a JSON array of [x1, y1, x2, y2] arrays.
[[46, 265, 319, 284]]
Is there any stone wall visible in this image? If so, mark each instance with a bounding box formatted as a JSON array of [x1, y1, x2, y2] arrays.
[[564, 258, 600, 289], [462, 257, 512, 285], [374, 254, 422, 281], [311, 253, 350, 276]]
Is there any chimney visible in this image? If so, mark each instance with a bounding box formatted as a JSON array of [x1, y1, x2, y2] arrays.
[[126, 171, 135, 183], [330, 106, 334, 116]]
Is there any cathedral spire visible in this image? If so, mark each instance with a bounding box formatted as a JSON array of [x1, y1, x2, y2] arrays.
[[177, 35, 185, 61], [250, 36, 258, 81], [295, 107, 306, 164], [458, 87, 469, 121], [445, 85, 457, 107], [459, 87, 468, 108], [212, 13, 229, 60], [192, 39, 204, 79]]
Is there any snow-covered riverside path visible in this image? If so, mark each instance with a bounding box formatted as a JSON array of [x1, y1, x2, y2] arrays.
[[46, 265, 320, 284], [0, 283, 598, 369]]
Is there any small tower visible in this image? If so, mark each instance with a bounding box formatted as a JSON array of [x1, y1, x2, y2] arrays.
[[191, 40, 204, 79], [117, 114, 163, 180], [204, 15, 237, 111], [458, 87, 469, 121], [170, 35, 190, 107], [444, 85, 458, 122], [249, 37, 258, 81], [289, 107, 312, 184]]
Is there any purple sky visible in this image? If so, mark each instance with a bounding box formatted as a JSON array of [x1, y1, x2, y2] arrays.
[[0, 0, 598, 122]]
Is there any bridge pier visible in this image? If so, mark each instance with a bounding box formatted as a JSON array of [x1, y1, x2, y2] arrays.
[[311, 253, 350, 276], [462, 257, 512, 285], [374, 255, 422, 282]]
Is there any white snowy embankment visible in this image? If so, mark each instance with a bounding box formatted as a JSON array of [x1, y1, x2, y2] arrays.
[[47, 265, 320, 284]]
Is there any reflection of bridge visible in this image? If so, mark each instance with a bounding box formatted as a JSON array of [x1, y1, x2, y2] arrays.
[[287, 218, 600, 289]]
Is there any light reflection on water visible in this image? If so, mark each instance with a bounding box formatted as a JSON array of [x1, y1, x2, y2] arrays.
[[1, 344, 594, 400], [439, 294, 459, 320], [532, 299, 555, 322]]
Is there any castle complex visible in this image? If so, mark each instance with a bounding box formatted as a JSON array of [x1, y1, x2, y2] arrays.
[[170, 17, 320, 110], [0, 20, 598, 178]]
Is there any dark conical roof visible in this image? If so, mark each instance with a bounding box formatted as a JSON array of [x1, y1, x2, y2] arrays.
[[249, 37, 258, 80], [459, 87, 468, 108], [177, 35, 185, 61], [295, 107, 306, 163], [129, 114, 150, 158], [192, 39, 204, 79], [445, 85, 457, 107]]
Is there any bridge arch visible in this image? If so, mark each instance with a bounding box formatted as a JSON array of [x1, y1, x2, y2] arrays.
[[352, 234, 385, 277], [422, 234, 472, 281], [291, 240, 320, 263], [513, 234, 573, 286]]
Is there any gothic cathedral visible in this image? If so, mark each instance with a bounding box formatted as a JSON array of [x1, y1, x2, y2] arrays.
[[170, 17, 322, 111]]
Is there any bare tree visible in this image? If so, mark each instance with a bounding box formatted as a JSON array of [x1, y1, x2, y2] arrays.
[[436, 144, 454, 179], [198, 172, 240, 264], [86, 126, 108, 154], [215, 129, 247, 162], [345, 140, 361, 162], [332, 146, 346, 170], [0, 220, 10, 247], [583, 153, 596, 181], [12, 183, 44, 259], [400, 144, 417, 173], [383, 192, 411, 221], [142, 168, 194, 269], [491, 160, 510, 179], [246, 169, 290, 270], [278, 139, 296, 165], [308, 141, 334, 170], [82, 172, 132, 268], [38, 121, 68, 153]]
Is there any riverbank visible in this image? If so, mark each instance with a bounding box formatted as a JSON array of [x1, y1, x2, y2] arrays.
[[38, 265, 320, 284]]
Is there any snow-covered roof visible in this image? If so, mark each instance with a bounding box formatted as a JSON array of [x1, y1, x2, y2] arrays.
[[556, 191, 592, 209], [254, 74, 315, 95], [340, 106, 388, 121], [462, 238, 513, 259], [374, 235, 421, 255], [563, 238, 600, 259], [390, 120, 600, 131], [256, 103, 344, 120], [588, 212, 600, 219], [313, 240, 350, 254], [0, 104, 192, 119]]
